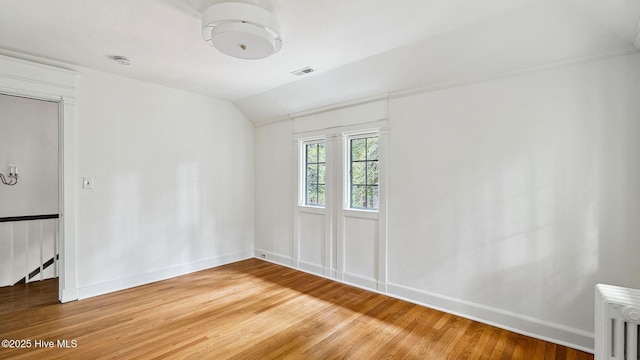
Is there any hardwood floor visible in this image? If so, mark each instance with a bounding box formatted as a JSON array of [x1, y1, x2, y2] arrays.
[[0, 259, 593, 359]]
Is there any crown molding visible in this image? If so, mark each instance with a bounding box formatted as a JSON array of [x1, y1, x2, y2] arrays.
[[389, 48, 640, 101], [289, 94, 388, 119], [253, 115, 293, 128], [252, 47, 640, 128], [253, 94, 388, 128]]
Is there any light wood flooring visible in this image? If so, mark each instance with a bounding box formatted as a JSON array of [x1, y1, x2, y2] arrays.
[[0, 258, 593, 359]]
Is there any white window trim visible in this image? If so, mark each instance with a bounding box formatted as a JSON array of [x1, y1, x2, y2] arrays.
[[344, 131, 381, 212], [343, 209, 379, 220], [298, 137, 326, 209], [292, 119, 388, 287]]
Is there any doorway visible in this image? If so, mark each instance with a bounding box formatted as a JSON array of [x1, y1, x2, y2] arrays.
[[0, 54, 78, 303], [0, 93, 60, 289]]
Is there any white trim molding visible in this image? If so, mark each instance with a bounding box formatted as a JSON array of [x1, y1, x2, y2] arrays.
[[253, 252, 594, 353], [343, 272, 378, 291], [376, 126, 389, 293], [290, 94, 388, 120], [387, 282, 594, 353], [291, 116, 390, 301], [254, 248, 294, 267], [253, 94, 388, 128], [254, 48, 640, 128], [0, 54, 78, 303], [78, 250, 253, 300], [298, 260, 324, 276]]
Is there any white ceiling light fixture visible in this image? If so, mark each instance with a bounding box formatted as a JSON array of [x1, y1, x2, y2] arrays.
[[202, 1, 282, 60]]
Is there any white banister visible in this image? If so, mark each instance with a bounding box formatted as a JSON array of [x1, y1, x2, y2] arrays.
[[0, 215, 59, 287]]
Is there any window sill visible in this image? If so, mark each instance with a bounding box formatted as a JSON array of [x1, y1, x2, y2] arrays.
[[299, 205, 325, 215], [343, 209, 379, 220]]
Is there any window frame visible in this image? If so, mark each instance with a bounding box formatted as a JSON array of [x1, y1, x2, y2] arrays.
[[345, 132, 380, 212], [300, 138, 327, 208]]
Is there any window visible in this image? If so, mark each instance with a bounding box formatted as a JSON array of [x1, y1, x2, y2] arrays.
[[304, 142, 326, 206], [299, 131, 382, 211], [349, 136, 379, 210]]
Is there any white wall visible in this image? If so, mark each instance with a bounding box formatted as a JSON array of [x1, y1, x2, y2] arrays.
[[255, 120, 294, 263], [0, 94, 58, 217], [254, 52, 640, 351], [74, 69, 255, 298]]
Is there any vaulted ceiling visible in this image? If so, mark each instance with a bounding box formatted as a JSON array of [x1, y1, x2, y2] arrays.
[[0, 0, 638, 124]]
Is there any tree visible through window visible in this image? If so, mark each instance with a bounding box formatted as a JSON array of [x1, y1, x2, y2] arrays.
[[350, 136, 379, 210], [305, 142, 325, 206]]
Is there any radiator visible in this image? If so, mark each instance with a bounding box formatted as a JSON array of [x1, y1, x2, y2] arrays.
[[596, 284, 640, 360]]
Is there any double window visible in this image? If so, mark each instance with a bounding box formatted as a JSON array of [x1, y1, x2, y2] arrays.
[[301, 133, 380, 211]]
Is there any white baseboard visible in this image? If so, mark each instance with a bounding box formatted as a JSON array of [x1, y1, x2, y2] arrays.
[[298, 260, 324, 276], [387, 282, 594, 353], [253, 249, 594, 353], [254, 249, 294, 267], [70, 244, 596, 352], [343, 271, 378, 291], [60, 288, 78, 303], [77, 250, 253, 300], [324, 268, 336, 278]]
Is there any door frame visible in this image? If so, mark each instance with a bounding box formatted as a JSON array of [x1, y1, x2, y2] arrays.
[[0, 53, 78, 302]]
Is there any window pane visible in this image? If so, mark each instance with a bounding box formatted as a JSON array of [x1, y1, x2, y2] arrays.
[[318, 163, 325, 185], [366, 137, 379, 160], [307, 184, 318, 205], [318, 143, 325, 163], [351, 185, 366, 208], [366, 160, 378, 184], [367, 185, 379, 209], [347, 135, 380, 210], [306, 143, 318, 163], [351, 162, 366, 185], [307, 164, 318, 184], [351, 138, 366, 161], [303, 141, 325, 207]]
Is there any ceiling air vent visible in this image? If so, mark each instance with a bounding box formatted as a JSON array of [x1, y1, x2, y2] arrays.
[[291, 66, 316, 76]]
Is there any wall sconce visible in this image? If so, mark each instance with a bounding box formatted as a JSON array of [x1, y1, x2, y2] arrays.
[[0, 164, 19, 186]]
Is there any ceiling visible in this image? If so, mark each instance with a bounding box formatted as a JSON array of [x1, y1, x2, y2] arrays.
[[0, 0, 638, 124]]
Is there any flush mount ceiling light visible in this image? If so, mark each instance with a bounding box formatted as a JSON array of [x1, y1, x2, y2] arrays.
[[202, 2, 282, 60]]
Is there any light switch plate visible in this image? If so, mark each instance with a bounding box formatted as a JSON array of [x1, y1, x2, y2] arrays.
[[83, 177, 94, 189]]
